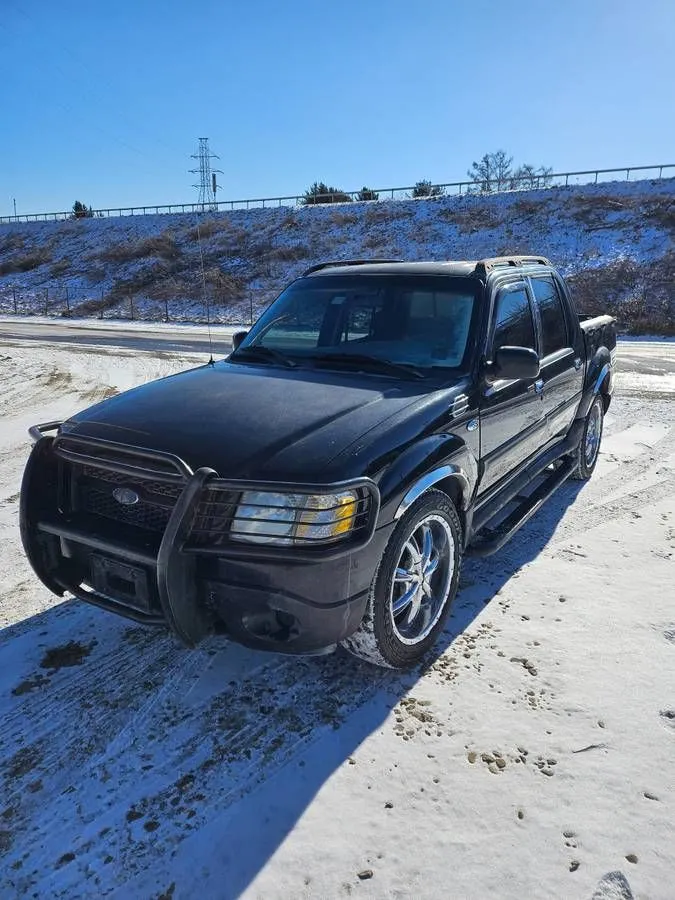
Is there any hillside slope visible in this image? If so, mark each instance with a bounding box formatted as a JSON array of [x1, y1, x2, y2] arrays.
[[1, 178, 673, 330]]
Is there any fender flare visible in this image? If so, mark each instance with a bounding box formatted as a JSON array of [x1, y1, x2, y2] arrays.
[[578, 349, 612, 419], [394, 464, 472, 520], [375, 433, 476, 522]]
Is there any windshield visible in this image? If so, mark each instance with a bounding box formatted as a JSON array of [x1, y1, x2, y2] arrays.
[[237, 274, 479, 373]]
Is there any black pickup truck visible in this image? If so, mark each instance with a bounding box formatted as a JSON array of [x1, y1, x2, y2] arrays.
[[21, 257, 616, 668]]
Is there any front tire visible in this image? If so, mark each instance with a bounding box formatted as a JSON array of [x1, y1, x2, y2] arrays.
[[342, 490, 462, 669], [571, 395, 604, 481]]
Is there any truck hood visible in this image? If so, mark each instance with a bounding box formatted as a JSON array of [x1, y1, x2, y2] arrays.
[[63, 360, 459, 481]]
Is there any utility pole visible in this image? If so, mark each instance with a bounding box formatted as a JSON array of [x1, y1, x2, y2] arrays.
[[12, 198, 17, 219], [189, 138, 223, 211]]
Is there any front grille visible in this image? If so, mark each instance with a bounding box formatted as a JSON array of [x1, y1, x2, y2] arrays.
[[71, 465, 183, 533]]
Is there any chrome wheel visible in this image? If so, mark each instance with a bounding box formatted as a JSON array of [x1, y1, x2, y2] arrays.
[[389, 514, 454, 645], [584, 401, 602, 467]]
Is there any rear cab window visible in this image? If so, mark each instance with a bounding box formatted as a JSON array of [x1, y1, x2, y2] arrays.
[[530, 277, 570, 357]]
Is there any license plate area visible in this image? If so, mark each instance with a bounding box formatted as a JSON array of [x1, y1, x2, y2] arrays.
[[90, 554, 152, 612]]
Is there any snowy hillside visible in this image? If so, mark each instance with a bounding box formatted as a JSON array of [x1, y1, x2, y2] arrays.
[[0, 178, 673, 330]]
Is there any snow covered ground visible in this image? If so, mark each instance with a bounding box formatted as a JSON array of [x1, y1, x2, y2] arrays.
[[0, 334, 674, 899]]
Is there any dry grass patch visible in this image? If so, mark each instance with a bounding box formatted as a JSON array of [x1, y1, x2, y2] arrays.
[[567, 254, 675, 333], [364, 205, 412, 226], [0, 247, 52, 275], [0, 232, 28, 254], [643, 198, 675, 232], [214, 227, 251, 256], [99, 230, 181, 263], [268, 244, 309, 262], [440, 204, 501, 233], [185, 218, 233, 241], [567, 257, 642, 316], [567, 194, 633, 227], [280, 213, 301, 230], [511, 198, 545, 217], [494, 245, 533, 258], [361, 233, 387, 251], [331, 211, 359, 226], [49, 257, 72, 277]]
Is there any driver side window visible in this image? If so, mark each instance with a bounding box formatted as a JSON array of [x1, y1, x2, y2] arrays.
[[492, 287, 536, 354]]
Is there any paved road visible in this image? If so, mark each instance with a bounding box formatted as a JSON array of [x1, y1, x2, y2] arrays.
[[0, 319, 673, 375], [0, 320, 239, 355], [614, 339, 675, 375]]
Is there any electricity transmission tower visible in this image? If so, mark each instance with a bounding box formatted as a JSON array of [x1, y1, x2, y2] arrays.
[[189, 138, 223, 210]]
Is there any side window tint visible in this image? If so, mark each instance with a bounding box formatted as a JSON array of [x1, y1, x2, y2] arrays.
[[531, 278, 568, 356], [493, 288, 536, 353]]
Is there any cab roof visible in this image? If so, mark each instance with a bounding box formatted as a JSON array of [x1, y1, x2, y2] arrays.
[[302, 256, 552, 279]]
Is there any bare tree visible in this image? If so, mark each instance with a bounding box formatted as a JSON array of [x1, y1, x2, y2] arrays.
[[468, 151, 552, 192], [491, 150, 514, 190], [466, 155, 492, 192], [510, 164, 554, 190], [467, 151, 513, 192]]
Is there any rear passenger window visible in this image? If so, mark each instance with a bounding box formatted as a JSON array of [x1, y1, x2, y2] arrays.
[[492, 287, 536, 354], [531, 277, 569, 356]]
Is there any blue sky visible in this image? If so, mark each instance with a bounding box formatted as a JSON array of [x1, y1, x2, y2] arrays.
[[1, 0, 673, 216]]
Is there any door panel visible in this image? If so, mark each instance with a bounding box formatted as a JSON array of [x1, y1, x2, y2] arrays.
[[478, 283, 546, 496], [529, 277, 584, 440], [539, 351, 582, 438], [479, 377, 545, 493]]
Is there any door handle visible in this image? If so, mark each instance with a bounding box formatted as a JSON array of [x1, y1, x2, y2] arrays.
[[534, 378, 544, 394], [574, 358, 582, 371]]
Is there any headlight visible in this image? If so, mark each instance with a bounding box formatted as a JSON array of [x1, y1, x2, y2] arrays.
[[231, 489, 359, 546]]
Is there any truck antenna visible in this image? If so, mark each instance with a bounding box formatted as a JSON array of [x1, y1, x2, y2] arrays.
[[194, 212, 215, 366]]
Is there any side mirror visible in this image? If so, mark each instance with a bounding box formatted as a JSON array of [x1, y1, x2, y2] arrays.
[[232, 330, 248, 351], [491, 346, 540, 380]]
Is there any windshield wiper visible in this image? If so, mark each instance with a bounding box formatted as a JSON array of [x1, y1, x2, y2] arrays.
[[309, 352, 425, 380], [230, 345, 297, 368]]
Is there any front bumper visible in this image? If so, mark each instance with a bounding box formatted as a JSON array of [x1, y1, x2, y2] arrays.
[[20, 423, 385, 653]]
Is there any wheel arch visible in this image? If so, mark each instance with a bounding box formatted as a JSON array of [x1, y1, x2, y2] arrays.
[[579, 347, 613, 419], [393, 465, 471, 534]]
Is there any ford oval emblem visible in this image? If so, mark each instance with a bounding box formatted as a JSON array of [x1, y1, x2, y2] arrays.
[[112, 487, 140, 506]]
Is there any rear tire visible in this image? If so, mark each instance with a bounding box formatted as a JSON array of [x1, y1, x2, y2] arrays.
[[342, 490, 462, 669], [571, 395, 604, 481]]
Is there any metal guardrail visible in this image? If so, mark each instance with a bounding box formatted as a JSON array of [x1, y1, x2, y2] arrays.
[[1, 164, 673, 225]]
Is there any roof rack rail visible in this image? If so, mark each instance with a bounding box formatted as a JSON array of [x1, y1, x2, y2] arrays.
[[474, 255, 551, 276], [302, 258, 404, 276]]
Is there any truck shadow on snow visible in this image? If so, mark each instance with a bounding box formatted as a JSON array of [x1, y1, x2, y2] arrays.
[[0, 481, 583, 897]]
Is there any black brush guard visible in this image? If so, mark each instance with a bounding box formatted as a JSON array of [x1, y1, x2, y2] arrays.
[[21, 423, 380, 647]]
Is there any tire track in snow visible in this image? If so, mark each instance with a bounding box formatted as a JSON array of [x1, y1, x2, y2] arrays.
[[1, 630, 176, 751], [0, 641, 192, 834], [584, 424, 673, 503], [550, 478, 675, 551], [3, 653, 388, 897]]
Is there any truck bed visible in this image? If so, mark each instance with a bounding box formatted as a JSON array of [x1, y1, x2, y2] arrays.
[[580, 314, 617, 366]]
